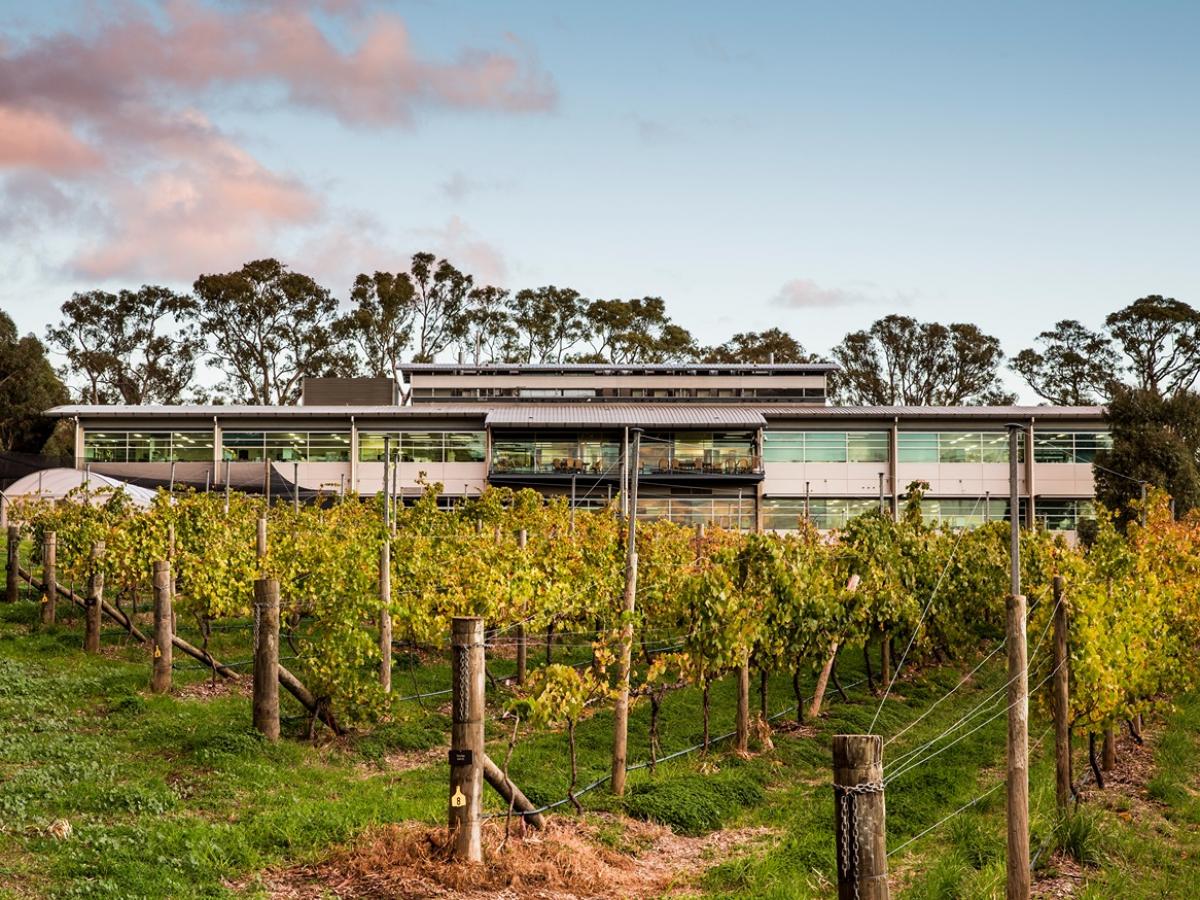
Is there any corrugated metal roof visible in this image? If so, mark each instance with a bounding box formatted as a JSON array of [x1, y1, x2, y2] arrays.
[[48, 404, 487, 419], [484, 405, 768, 428], [402, 362, 836, 374], [754, 405, 1106, 420]]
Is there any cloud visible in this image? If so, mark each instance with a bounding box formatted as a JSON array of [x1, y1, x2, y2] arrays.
[[629, 115, 677, 144], [771, 278, 880, 309], [410, 216, 508, 286], [0, 0, 555, 280], [439, 170, 514, 202]]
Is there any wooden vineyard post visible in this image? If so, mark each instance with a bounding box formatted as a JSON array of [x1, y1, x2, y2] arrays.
[[379, 540, 392, 693], [516, 529, 527, 685], [6, 525, 18, 602], [1005, 590, 1030, 900], [84, 541, 105, 652], [151, 560, 173, 694], [1051, 575, 1072, 809], [611, 427, 642, 797], [256, 513, 267, 559], [832, 735, 888, 900], [253, 578, 281, 741], [41, 531, 57, 626], [809, 575, 859, 718], [735, 658, 751, 753], [1102, 729, 1116, 772], [449, 616, 485, 863]]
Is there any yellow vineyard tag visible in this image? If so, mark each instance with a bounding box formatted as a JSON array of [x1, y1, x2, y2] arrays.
[[450, 786, 466, 808], [154, 646, 162, 658], [40, 595, 49, 604]]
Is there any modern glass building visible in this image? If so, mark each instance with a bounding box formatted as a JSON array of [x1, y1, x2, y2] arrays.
[[49, 363, 1108, 532]]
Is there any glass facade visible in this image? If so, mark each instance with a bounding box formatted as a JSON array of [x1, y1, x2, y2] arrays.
[[762, 497, 887, 530], [898, 431, 1025, 464], [490, 431, 759, 476], [635, 496, 756, 529], [1035, 498, 1096, 531], [84, 431, 215, 463], [918, 497, 1013, 528], [222, 432, 351, 462], [358, 431, 485, 463], [1033, 431, 1112, 464], [762, 431, 889, 463]]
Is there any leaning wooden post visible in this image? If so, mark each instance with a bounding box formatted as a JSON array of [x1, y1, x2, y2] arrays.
[[151, 560, 173, 693], [809, 574, 860, 719], [1051, 574, 1072, 810], [253, 578, 281, 741], [84, 541, 105, 652], [516, 528, 528, 685], [6, 525, 18, 602], [379, 540, 392, 693], [41, 531, 57, 626], [449, 616, 485, 862], [832, 734, 888, 899], [256, 513, 267, 559]]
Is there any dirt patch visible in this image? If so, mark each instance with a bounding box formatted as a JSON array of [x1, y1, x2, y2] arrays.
[[247, 816, 774, 899], [176, 675, 251, 701], [356, 745, 447, 778]]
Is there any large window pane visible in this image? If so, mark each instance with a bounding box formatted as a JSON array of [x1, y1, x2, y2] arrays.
[[938, 432, 976, 463], [171, 432, 214, 462], [1072, 432, 1111, 463], [358, 432, 399, 462], [804, 433, 847, 462], [223, 432, 264, 462], [402, 432, 444, 463], [898, 433, 938, 462], [445, 432, 485, 463], [84, 432, 126, 462], [307, 432, 351, 462], [126, 432, 173, 462], [264, 432, 306, 462], [763, 432, 804, 463], [847, 432, 889, 463]]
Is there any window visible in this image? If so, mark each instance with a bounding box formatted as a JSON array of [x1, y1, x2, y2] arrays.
[[763, 432, 889, 463], [899, 431, 1024, 463], [762, 497, 884, 530], [1036, 498, 1096, 530], [919, 498, 1011, 528], [1033, 432, 1112, 464], [224, 432, 352, 462], [83, 430, 215, 463], [635, 496, 756, 529], [359, 431, 486, 464]]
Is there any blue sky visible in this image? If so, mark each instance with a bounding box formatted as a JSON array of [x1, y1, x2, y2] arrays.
[[1, 0, 1196, 397]]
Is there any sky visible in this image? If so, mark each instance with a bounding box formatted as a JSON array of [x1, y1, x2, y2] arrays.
[[1, 0, 1197, 399]]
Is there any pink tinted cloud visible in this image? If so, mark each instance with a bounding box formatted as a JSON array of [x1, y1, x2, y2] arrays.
[[0, 105, 101, 173], [0, 0, 555, 280]]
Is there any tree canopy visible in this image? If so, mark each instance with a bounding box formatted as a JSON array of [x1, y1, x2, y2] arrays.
[[1010, 319, 1120, 406], [0, 312, 68, 452], [704, 328, 813, 364]]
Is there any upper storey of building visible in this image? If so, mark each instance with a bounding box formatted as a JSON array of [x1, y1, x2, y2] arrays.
[[398, 363, 836, 404]]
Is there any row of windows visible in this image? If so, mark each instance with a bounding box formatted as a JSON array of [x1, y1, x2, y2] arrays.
[[1032, 432, 1112, 464], [359, 432, 485, 463], [490, 431, 759, 476], [763, 431, 1109, 465], [222, 433, 352, 462], [762, 496, 1095, 531], [412, 387, 826, 401], [85, 432, 216, 463], [763, 431, 889, 463]]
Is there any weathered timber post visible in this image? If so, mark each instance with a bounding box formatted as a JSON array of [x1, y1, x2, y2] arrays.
[[832, 735, 888, 900], [1051, 575, 1072, 809], [41, 531, 57, 625], [253, 578, 281, 741], [379, 540, 392, 692], [84, 541, 105, 652], [611, 427, 642, 796], [516, 528, 528, 685], [256, 513, 268, 560], [735, 657, 751, 753], [1005, 423, 1030, 900], [151, 560, 173, 693], [880, 634, 891, 688], [6, 525, 18, 602], [450, 616, 485, 862], [1102, 728, 1116, 771], [809, 575, 860, 718]]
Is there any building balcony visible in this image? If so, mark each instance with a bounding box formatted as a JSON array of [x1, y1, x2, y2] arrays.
[[489, 452, 763, 485]]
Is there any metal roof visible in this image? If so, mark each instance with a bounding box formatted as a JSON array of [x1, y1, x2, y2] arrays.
[[48, 404, 488, 419], [401, 362, 836, 374], [484, 405, 768, 428], [754, 405, 1106, 421]]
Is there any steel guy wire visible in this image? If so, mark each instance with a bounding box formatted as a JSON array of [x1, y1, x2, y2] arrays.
[[868, 492, 985, 734], [883, 581, 1053, 749], [885, 592, 1062, 774]]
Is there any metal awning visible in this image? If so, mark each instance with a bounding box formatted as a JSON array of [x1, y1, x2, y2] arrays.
[[484, 405, 767, 429]]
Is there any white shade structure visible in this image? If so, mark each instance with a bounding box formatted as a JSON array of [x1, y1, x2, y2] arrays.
[[0, 468, 157, 525]]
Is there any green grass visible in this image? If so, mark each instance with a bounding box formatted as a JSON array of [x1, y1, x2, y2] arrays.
[[5, 585, 1200, 899]]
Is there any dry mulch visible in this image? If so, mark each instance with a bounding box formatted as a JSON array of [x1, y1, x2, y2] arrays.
[[1032, 720, 1158, 899], [246, 816, 774, 899], [176, 675, 251, 701]]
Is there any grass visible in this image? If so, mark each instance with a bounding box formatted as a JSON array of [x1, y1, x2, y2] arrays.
[[5, 584, 1200, 898]]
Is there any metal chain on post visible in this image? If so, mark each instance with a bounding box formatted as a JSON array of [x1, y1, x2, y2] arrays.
[[835, 780, 886, 900], [454, 642, 470, 724]]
